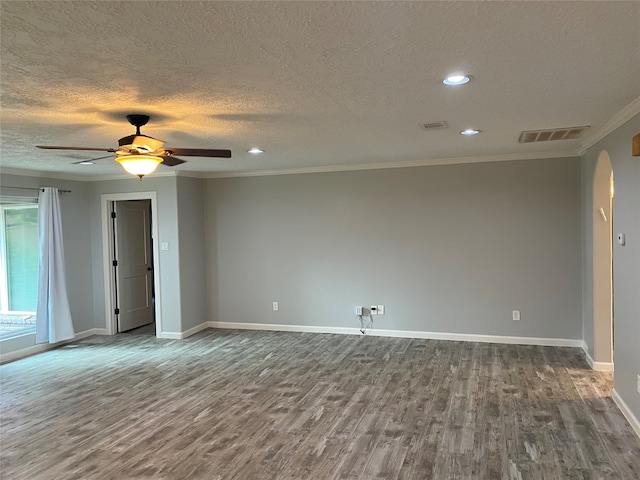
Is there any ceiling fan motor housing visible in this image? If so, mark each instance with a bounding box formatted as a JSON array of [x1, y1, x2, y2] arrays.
[[126, 114, 150, 128], [118, 134, 165, 153]]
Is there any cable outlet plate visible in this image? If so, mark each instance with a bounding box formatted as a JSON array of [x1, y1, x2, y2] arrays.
[[512, 310, 521, 321]]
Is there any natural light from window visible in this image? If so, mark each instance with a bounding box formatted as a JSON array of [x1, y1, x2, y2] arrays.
[[0, 202, 38, 339]]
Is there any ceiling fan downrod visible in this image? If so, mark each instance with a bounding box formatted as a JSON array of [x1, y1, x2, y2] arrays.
[[126, 114, 150, 136]]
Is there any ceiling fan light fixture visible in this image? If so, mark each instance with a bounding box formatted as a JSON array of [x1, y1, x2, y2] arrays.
[[460, 128, 481, 135], [116, 155, 163, 179], [248, 147, 264, 154]]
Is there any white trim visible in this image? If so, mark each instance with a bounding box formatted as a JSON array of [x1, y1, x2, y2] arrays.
[[0, 167, 179, 183], [207, 321, 583, 347], [578, 95, 640, 155], [582, 341, 594, 368], [202, 151, 578, 179], [0, 167, 94, 181], [209, 321, 362, 336], [100, 192, 162, 337], [78, 170, 179, 182], [593, 362, 615, 372], [581, 342, 615, 371], [612, 389, 640, 439], [0, 328, 106, 364], [2, 151, 578, 181], [156, 332, 182, 340], [157, 321, 210, 340]]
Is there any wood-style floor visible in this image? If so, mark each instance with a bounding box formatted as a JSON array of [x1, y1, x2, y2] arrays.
[[1, 329, 639, 479]]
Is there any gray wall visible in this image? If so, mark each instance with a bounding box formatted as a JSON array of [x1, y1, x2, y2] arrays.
[[581, 114, 640, 420], [176, 176, 207, 331], [0, 174, 94, 354], [88, 176, 183, 334], [205, 157, 583, 340]]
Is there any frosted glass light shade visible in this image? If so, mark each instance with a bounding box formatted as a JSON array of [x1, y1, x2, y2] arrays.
[[116, 155, 163, 179]]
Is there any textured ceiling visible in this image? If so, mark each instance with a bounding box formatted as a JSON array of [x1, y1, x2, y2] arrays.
[[1, 1, 639, 178]]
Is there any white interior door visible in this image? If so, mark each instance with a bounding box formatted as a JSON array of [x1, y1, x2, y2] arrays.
[[114, 200, 154, 332]]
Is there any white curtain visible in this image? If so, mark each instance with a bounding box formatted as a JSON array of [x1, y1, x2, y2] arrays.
[[36, 187, 75, 344]]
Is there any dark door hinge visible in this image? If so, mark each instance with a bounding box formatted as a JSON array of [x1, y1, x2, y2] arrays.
[[112, 260, 118, 267], [114, 308, 120, 315], [111, 211, 116, 219]]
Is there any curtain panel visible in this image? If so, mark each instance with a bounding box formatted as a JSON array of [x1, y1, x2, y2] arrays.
[[36, 187, 74, 344]]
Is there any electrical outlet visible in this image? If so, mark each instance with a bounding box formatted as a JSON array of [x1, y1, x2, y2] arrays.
[[272, 302, 279, 311], [355, 306, 363, 316], [370, 305, 378, 315], [377, 305, 385, 315], [512, 310, 520, 321]]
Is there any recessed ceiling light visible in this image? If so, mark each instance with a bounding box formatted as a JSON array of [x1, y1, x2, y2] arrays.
[[460, 129, 481, 135], [443, 74, 472, 86], [248, 148, 264, 154], [78, 161, 95, 165]]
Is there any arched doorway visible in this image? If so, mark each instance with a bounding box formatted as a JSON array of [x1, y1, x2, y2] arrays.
[[592, 150, 614, 369]]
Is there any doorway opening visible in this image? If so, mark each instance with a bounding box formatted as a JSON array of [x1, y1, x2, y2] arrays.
[[592, 150, 614, 370], [101, 192, 162, 336]]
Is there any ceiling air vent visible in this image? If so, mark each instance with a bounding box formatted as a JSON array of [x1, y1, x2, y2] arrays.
[[422, 121, 448, 130], [518, 126, 589, 143]]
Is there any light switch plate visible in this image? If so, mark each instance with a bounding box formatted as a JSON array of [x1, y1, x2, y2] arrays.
[[617, 233, 626, 245]]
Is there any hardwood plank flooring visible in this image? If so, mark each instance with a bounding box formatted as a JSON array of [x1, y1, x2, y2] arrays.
[[1, 330, 639, 479]]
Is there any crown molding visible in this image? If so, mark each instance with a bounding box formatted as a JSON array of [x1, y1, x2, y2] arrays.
[[174, 170, 210, 179], [85, 170, 179, 182], [2, 150, 579, 182], [577, 96, 640, 155], [0, 167, 179, 182], [0, 167, 95, 181], [201, 150, 578, 179]]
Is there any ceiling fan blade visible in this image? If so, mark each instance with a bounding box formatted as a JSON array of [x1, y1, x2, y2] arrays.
[[161, 156, 187, 167], [158, 148, 231, 158], [71, 154, 113, 164], [37, 146, 116, 152]]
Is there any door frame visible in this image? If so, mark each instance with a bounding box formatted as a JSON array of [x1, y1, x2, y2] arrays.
[[591, 150, 614, 370], [101, 192, 162, 336]]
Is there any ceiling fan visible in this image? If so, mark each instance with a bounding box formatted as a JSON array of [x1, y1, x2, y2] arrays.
[[37, 114, 231, 179]]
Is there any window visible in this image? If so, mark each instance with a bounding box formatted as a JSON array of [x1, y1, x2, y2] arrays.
[[0, 202, 38, 339]]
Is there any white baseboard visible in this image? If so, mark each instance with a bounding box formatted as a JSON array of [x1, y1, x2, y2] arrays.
[[612, 389, 640, 439], [0, 328, 104, 364], [581, 341, 615, 371], [209, 321, 362, 336], [158, 321, 211, 340], [208, 321, 583, 347], [156, 332, 181, 340], [0, 322, 585, 363]]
